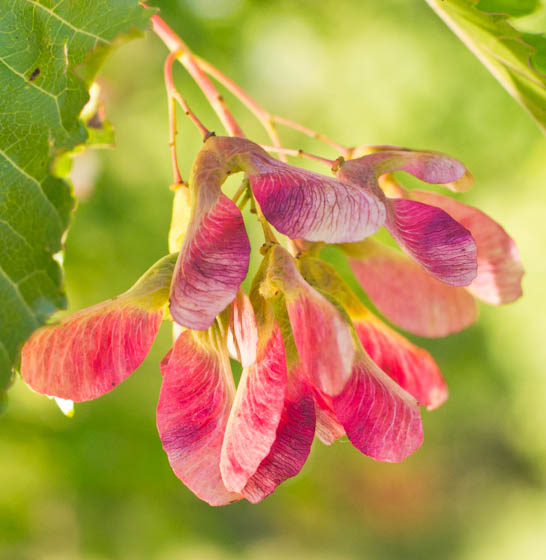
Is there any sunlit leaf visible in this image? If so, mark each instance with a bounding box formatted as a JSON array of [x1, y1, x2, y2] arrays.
[[426, 0, 546, 132], [0, 1, 153, 402]]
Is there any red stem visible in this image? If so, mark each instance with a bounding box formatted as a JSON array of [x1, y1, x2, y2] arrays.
[[151, 14, 245, 138], [260, 145, 338, 167]]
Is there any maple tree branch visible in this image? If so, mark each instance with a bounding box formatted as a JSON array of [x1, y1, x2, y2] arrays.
[[151, 10, 347, 170]]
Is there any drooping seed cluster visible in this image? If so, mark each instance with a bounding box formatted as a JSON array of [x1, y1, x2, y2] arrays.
[[21, 136, 523, 505]]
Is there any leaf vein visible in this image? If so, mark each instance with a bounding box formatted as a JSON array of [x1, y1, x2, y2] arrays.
[[0, 147, 64, 230], [0, 56, 72, 136], [0, 55, 59, 101], [0, 218, 34, 251], [23, 0, 111, 45], [0, 263, 40, 327]]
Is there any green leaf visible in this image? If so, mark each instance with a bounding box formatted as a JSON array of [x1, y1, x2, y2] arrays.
[[425, 0, 546, 133], [476, 0, 538, 17], [0, 1, 153, 403]]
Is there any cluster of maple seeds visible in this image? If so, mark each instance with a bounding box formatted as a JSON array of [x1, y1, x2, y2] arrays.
[[19, 14, 523, 505]]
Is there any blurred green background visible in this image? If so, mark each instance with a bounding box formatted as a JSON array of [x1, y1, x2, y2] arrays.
[[2, 1, 546, 558]]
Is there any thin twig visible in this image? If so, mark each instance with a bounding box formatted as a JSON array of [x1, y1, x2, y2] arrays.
[[237, 190, 251, 211], [166, 94, 183, 186], [260, 145, 338, 167], [232, 178, 249, 205], [271, 116, 351, 158], [165, 50, 211, 138], [164, 50, 211, 184], [151, 13, 245, 137], [151, 10, 353, 166]]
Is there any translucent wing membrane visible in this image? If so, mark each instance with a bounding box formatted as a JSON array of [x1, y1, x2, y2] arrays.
[[250, 163, 386, 243], [226, 291, 258, 367], [242, 366, 315, 503], [386, 198, 477, 287], [21, 254, 176, 401], [333, 353, 423, 462], [342, 239, 477, 337], [264, 246, 355, 396], [354, 318, 448, 410], [170, 194, 250, 330], [157, 330, 240, 506], [221, 325, 287, 493], [337, 149, 478, 286], [346, 147, 471, 191], [408, 190, 523, 304]]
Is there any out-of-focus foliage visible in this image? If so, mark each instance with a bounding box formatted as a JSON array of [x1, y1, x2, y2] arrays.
[[1, 1, 545, 559], [426, 0, 546, 132]]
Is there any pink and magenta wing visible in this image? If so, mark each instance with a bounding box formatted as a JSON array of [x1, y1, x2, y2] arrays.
[[386, 198, 477, 286], [226, 291, 258, 367], [313, 389, 345, 445], [242, 367, 316, 503], [157, 331, 240, 506], [346, 241, 477, 337], [221, 325, 287, 493], [267, 246, 354, 396], [20, 253, 177, 401], [21, 303, 162, 402], [250, 164, 386, 243], [354, 317, 447, 409], [170, 195, 250, 330], [344, 149, 471, 191], [333, 353, 423, 462], [409, 190, 523, 304]]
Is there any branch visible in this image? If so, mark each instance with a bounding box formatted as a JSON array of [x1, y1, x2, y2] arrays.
[[164, 50, 211, 185], [151, 14, 245, 138]]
